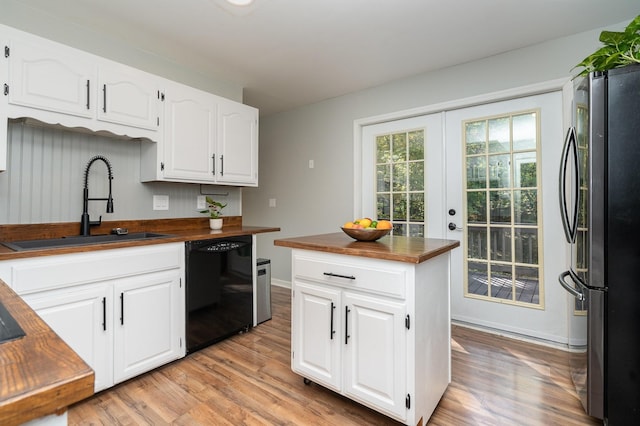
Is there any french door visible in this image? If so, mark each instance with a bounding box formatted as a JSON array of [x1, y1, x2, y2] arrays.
[[445, 92, 569, 342]]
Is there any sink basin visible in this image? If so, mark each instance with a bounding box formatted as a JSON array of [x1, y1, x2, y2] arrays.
[[2, 232, 174, 251]]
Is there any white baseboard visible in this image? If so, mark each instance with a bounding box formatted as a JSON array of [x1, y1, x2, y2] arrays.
[[452, 320, 577, 352], [270, 278, 291, 289]]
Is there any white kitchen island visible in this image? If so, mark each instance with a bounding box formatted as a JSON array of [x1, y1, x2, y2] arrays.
[[274, 233, 459, 426]]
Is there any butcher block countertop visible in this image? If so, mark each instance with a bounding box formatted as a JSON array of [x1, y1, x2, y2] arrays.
[[0, 217, 280, 260], [0, 279, 94, 425], [274, 232, 459, 263]]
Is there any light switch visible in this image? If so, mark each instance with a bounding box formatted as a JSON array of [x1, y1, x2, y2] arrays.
[[308, 159, 314, 169], [153, 195, 169, 210], [269, 198, 276, 207]]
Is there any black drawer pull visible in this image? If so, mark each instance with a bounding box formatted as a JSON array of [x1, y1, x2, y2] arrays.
[[323, 272, 356, 280]]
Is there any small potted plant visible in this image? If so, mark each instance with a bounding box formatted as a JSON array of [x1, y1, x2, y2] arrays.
[[200, 197, 227, 230]]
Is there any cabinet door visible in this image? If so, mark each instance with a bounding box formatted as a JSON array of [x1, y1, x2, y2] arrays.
[[343, 291, 407, 421], [217, 99, 258, 185], [113, 269, 182, 384], [292, 281, 342, 391], [22, 283, 111, 393], [97, 64, 160, 131], [7, 37, 94, 118], [162, 83, 217, 182]]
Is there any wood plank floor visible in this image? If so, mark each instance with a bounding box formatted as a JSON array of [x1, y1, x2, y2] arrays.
[[68, 286, 601, 425]]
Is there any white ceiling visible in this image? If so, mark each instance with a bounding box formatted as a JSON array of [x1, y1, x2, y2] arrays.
[[13, 0, 639, 116]]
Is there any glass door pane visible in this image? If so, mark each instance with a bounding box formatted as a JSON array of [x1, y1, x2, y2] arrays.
[[463, 110, 543, 307]]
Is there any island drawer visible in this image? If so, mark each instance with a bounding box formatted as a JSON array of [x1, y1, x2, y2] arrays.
[[293, 250, 407, 299]]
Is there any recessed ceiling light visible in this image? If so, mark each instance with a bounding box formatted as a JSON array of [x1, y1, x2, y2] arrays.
[[226, 0, 254, 5]]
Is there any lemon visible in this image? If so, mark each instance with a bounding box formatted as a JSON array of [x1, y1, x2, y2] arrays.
[[359, 218, 372, 228]]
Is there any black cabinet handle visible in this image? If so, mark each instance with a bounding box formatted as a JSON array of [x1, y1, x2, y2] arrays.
[[323, 272, 356, 280], [212, 154, 216, 175], [120, 292, 124, 325], [220, 155, 224, 176], [345, 306, 351, 344], [102, 296, 106, 331], [86, 80, 90, 110], [102, 84, 107, 113], [330, 302, 336, 340]]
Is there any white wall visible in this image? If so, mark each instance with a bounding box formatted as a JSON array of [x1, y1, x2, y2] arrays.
[[243, 24, 619, 284]]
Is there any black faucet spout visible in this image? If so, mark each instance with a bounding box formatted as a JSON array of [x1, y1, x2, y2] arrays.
[[80, 155, 114, 236]]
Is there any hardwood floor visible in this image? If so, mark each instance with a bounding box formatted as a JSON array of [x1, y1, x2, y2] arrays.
[[68, 285, 601, 425]]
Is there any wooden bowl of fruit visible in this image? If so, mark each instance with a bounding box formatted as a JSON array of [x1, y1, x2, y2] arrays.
[[341, 218, 392, 241]]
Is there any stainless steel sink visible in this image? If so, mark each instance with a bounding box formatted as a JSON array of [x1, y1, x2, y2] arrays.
[[2, 232, 174, 251]]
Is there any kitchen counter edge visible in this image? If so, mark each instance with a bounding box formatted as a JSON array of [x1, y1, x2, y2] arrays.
[[0, 279, 94, 425], [0, 221, 280, 261], [274, 232, 459, 264]]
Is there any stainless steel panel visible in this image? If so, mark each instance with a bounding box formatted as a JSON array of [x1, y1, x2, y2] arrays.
[[588, 73, 606, 290], [585, 287, 605, 419]]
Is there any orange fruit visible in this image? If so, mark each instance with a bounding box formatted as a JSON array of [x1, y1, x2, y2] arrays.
[[343, 221, 354, 228], [376, 220, 392, 230]]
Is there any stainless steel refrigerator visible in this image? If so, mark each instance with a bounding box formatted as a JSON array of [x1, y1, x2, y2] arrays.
[[559, 63, 640, 424]]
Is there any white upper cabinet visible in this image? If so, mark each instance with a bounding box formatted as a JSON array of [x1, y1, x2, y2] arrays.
[[97, 63, 161, 131], [0, 23, 257, 184], [217, 98, 258, 186], [141, 83, 259, 186], [1, 24, 160, 142], [7, 35, 95, 118], [161, 81, 217, 182]]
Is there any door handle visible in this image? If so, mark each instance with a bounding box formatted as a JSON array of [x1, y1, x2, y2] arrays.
[[558, 270, 585, 301], [559, 127, 579, 243], [448, 222, 462, 231]]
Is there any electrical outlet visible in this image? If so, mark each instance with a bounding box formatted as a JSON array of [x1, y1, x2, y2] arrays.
[[197, 195, 206, 210], [153, 195, 169, 210]]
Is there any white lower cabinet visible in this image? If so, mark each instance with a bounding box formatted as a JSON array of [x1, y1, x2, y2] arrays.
[[0, 243, 185, 393], [112, 270, 181, 384], [293, 281, 342, 390], [342, 291, 406, 418], [24, 282, 112, 391], [291, 249, 451, 425]]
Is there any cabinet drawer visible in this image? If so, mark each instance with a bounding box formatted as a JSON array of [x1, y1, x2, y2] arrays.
[[293, 251, 406, 299], [2, 243, 183, 294]]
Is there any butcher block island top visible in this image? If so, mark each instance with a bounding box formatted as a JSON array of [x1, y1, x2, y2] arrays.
[[0, 279, 94, 426], [274, 232, 459, 263]]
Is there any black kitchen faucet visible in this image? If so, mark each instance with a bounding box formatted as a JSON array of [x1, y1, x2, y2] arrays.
[[80, 155, 114, 236]]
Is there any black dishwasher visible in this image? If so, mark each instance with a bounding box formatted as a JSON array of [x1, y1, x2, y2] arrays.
[[185, 235, 253, 353]]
